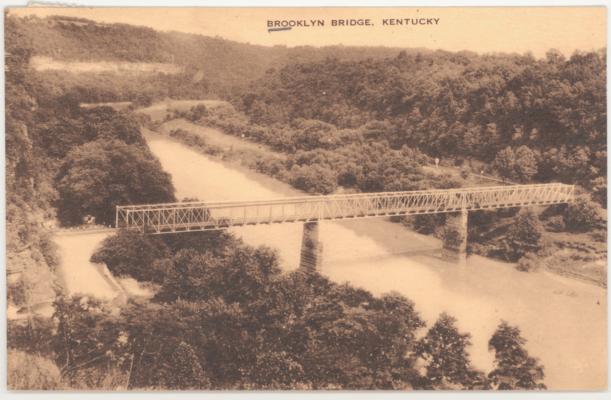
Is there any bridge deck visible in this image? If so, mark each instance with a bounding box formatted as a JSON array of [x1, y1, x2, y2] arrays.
[[116, 183, 575, 234]]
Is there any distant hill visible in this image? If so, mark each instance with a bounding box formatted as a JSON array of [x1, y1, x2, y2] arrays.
[[9, 14, 420, 100]]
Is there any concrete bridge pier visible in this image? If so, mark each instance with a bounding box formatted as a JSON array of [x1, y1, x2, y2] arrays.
[[442, 209, 468, 266], [457, 209, 468, 266], [299, 221, 323, 273]]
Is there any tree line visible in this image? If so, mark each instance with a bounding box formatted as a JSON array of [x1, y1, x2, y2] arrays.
[[235, 49, 606, 203]]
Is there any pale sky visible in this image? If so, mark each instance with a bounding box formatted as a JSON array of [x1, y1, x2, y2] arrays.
[[8, 7, 607, 57]]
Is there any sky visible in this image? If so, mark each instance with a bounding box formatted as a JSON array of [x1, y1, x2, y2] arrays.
[[8, 6, 607, 57]]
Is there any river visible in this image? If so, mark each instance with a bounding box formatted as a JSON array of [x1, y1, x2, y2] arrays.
[[143, 130, 607, 390]]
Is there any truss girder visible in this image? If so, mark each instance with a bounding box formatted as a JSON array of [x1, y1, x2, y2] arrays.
[[116, 183, 575, 234]]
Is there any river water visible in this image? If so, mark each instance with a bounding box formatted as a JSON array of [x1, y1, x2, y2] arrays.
[[143, 132, 607, 390]]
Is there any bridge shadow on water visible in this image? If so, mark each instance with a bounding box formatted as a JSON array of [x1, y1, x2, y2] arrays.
[[327, 216, 446, 259], [323, 246, 445, 268]]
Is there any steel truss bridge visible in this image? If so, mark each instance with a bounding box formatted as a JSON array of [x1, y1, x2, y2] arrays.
[[116, 183, 575, 234]]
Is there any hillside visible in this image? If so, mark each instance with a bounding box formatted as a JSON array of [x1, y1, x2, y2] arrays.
[[233, 50, 606, 198], [9, 14, 412, 101]]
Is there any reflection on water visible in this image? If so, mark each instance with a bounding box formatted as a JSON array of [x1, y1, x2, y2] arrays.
[[64, 132, 601, 390]]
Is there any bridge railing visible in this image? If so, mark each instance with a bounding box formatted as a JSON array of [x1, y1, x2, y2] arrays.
[[116, 183, 575, 234]]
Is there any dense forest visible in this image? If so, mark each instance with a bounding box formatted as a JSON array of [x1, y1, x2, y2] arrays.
[[234, 50, 606, 200]]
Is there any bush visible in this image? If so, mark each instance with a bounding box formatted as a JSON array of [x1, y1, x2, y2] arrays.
[[188, 104, 208, 121], [433, 174, 463, 189], [502, 209, 545, 261], [255, 157, 286, 177], [8, 350, 63, 390], [468, 242, 489, 257], [545, 215, 566, 232], [288, 164, 337, 194], [440, 224, 465, 252], [516, 253, 539, 272], [497, 207, 520, 218], [589, 177, 606, 207], [7, 278, 26, 306], [406, 214, 447, 235], [8, 317, 56, 357], [564, 195, 605, 232]]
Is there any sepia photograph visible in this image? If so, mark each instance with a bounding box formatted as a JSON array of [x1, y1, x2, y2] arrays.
[[4, 4, 608, 392]]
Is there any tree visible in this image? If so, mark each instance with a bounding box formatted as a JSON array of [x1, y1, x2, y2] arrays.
[[32, 116, 87, 159], [55, 139, 175, 226], [288, 164, 337, 194], [589, 176, 606, 208], [415, 313, 484, 389], [161, 341, 210, 389], [81, 107, 145, 146], [90, 230, 171, 283], [405, 213, 447, 235], [337, 161, 362, 187], [292, 119, 338, 151], [502, 209, 545, 261], [155, 245, 281, 304], [33, 107, 145, 159], [564, 194, 605, 232], [52, 296, 124, 386], [118, 301, 196, 389], [488, 321, 546, 390], [513, 146, 538, 182], [246, 350, 306, 389], [493, 146, 538, 183]]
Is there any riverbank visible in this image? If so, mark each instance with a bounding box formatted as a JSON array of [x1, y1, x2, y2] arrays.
[[159, 118, 285, 160]]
